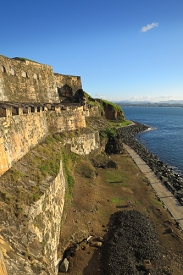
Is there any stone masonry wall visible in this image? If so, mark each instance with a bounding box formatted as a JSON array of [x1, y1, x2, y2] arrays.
[[1, 160, 66, 275], [54, 73, 82, 97], [27, 160, 66, 275], [0, 104, 87, 176], [0, 55, 59, 103], [47, 105, 86, 133], [0, 109, 48, 176], [63, 130, 100, 155], [0, 248, 8, 275]]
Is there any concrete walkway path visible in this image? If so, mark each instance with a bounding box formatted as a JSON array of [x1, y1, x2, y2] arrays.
[[123, 144, 183, 231]]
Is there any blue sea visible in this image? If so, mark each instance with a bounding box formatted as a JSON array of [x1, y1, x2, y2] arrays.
[[121, 106, 183, 177]]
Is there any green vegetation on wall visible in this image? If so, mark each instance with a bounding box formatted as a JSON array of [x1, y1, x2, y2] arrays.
[[96, 98, 122, 112], [99, 128, 117, 139], [13, 57, 40, 64]]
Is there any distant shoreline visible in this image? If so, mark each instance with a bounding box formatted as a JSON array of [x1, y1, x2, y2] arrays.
[[119, 103, 183, 107]]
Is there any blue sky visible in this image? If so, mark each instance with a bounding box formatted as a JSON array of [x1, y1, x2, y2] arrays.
[[1, 0, 183, 102]]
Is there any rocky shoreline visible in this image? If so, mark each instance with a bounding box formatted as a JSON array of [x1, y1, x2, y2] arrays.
[[117, 121, 183, 206]]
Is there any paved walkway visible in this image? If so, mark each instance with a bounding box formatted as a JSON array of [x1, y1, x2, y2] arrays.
[[123, 144, 183, 231]]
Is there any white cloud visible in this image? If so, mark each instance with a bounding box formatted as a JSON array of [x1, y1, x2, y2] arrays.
[[141, 22, 158, 33]]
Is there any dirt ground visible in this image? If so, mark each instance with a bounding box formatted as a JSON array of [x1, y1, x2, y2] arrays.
[[58, 151, 183, 275]]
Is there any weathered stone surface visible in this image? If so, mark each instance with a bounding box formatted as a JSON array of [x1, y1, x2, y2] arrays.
[[55, 73, 82, 99], [0, 105, 90, 176], [89, 241, 102, 248], [0, 111, 48, 176], [1, 161, 66, 275], [0, 55, 59, 103], [0, 248, 8, 275], [105, 135, 124, 155], [95, 99, 124, 121], [59, 258, 69, 273], [63, 131, 100, 156]]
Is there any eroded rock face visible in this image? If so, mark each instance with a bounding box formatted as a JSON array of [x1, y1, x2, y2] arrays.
[[105, 135, 124, 155], [94, 99, 124, 121], [103, 104, 124, 120]]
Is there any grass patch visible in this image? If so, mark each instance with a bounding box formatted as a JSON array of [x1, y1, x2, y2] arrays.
[[75, 160, 96, 179], [118, 120, 131, 126], [0, 134, 63, 206], [13, 57, 40, 64], [62, 149, 77, 198], [112, 197, 121, 204], [152, 199, 162, 206], [96, 98, 122, 112], [104, 169, 125, 184], [11, 168, 23, 182], [108, 119, 132, 128], [53, 133, 62, 142], [99, 128, 117, 139]]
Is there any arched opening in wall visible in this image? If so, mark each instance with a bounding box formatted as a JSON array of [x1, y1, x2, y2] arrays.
[[23, 107, 29, 114], [33, 73, 38, 80], [10, 68, 15, 76], [31, 106, 35, 113], [58, 84, 73, 102], [73, 89, 85, 103], [37, 106, 41, 112], [12, 107, 19, 116], [1, 66, 6, 73], [22, 71, 28, 78], [0, 107, 6, 117]]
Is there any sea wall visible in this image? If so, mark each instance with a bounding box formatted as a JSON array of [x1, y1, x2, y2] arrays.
[[0, 103, 87, 176], [0, 55, 59, 103], [118, 122, 183, 205]]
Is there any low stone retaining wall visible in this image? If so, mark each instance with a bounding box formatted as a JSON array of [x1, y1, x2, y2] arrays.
[[118, 122, 183, 205]]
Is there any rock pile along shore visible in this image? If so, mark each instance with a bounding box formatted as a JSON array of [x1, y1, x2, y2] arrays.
[[117, 121, 183, 205], [103, 210, 158, 275]]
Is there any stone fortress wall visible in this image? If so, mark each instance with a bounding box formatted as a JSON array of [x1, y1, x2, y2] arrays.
[[0, 102, 88, 176], [0, 54, 101, 275], [0, 55, 59, 103], [0, 55, 82, 103], [0, 54, 91, 177]]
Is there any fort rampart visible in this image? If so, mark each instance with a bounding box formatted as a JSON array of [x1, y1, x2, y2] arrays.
[[0, 55, 82, 103], [0, 54, 102, 275], [0, 55, 59, 103], [0, 102, 87, 176]]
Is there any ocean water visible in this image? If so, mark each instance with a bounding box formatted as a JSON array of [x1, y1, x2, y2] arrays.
[[121, 106, 183, 176]]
